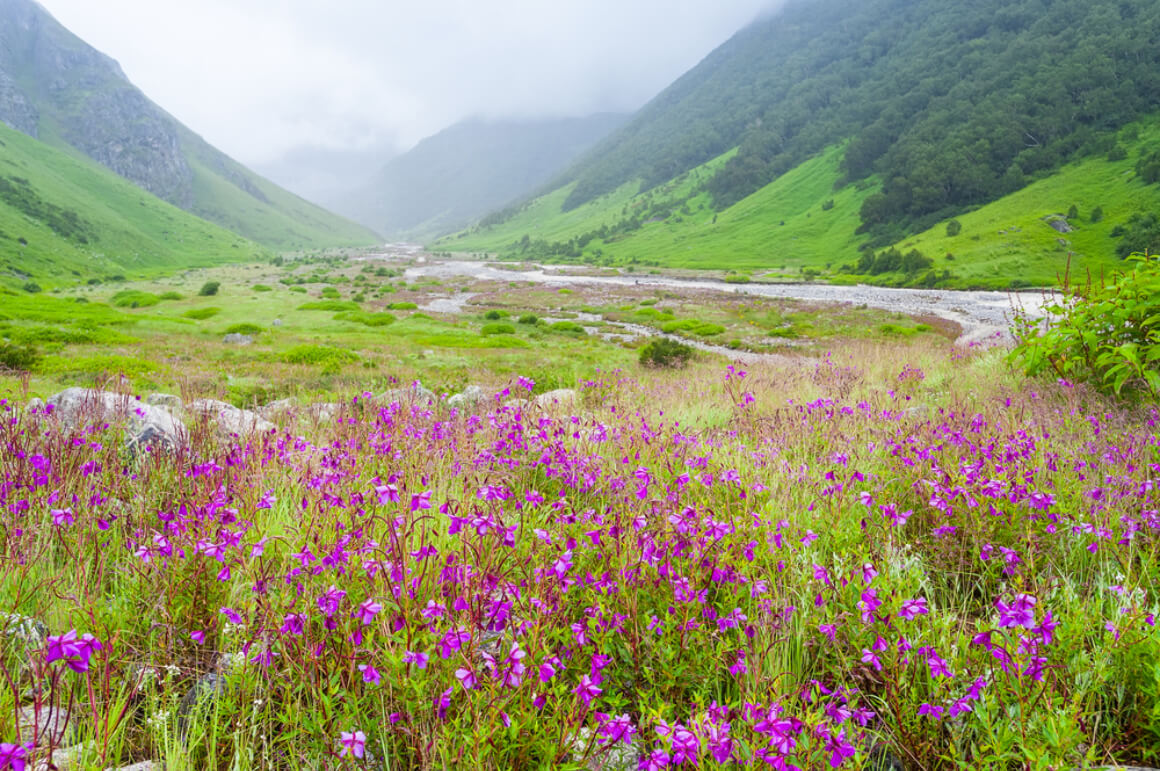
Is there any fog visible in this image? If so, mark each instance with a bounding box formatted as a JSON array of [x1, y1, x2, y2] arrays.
[[38, 0, 781, 164]]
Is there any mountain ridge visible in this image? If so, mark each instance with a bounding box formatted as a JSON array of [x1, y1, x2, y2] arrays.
[[0, 0, 377, 250]]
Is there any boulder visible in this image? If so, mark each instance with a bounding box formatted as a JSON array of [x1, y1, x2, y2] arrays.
[[378, 383, 435, 406], [448, 385, 485, 409], [145, 392, 183, 411], [259, 397, 299, 420], [272, 318, 284, 327], [534, 388, 579, 409], [47, 388, 185, 452], [187, 399, 274, 437], [222, 334, 253, 345], [308, 402, 340, 422]]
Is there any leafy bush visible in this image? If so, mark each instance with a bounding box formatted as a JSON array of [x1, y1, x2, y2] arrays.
[[281, 345, 360, 367], [198, 281, 221, 297], [481, 323, 516, 336], [1011, 253, 1160, 398], [639, 338, 693, 368], [183, 307, 222, 320], [22, 281, 42, 294], [224, 323, 264, 335], [0, 343, 39, 371], [484, 310, 507, 320], [387, 302, 419, 310], [946, 219, 962, 237], [517, 313, 538, 324], [158, 291, 182, 301], [252, 284, 273, 292], [110, 290, 160, 308], [549, 321, 587, 335], [661, 318, 726, 337], [321, 287, 341, 299], [298, 301, 360, 312], [333, 311, 396, 327]]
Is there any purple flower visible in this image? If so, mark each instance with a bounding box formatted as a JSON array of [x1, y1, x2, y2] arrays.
[[45, 629, 101, 673], [339, 730, 366, 759], [0, 741, 33, 771], [220, 607, 243, 625], [359, 664, 381, 684], [317, 585, 347, 616], [403, 650, 429, 670], [573, 674, 602, 707], [996, 593, 1036, 629], [455, 667, 477, 691], [898, 597, 929, 621], [354, 599, 382, 626], [410, 491, 431, 511]]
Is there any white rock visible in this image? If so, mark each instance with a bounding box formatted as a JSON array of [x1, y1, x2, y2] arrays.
[[187, 399, 274, 436], [534, 388, 579, 409], [47, 388, 185, 451]]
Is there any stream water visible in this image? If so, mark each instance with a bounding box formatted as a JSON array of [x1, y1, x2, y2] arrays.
[[371, 248, 1053, 360]]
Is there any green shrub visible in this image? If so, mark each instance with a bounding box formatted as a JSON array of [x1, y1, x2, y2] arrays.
[[1011, 252, 1160, 398], [183, 307, 222, 320], [110, 290, 160, 308], [321, 287, 341, 299], [298, 301, 360, 312], [158, 291, 182, 301], [549, 321, 587, 335], [387, 302, 419, 310], [0, 343, 39, 371], [289, 286, 307, 294], [518, 313, 538, 324], [661, 318, 726, 336], [333, 311, 396, 327], [481, 323, 516, 336], [281, 344, 360, 367], [224, 323, 264, 335], [22, 281, 42, 294], [946, 219, 962, 237], [198, 281, 221, 296], [252, 284, 273, 292], [484, 310, 507, 320], [639, 338, 693, 368]]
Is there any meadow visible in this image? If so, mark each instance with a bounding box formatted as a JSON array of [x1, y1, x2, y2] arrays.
[[1, 254, 1158, 770]]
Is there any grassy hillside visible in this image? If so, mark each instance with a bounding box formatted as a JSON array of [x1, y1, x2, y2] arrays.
[[0, 0, 379, 251], [441, 121, 1160, 288], [0, 122, 270, 288], [549, 0, 1160, 242]]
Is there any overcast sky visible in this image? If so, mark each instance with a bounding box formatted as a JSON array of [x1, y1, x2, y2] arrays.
[[37, 0, 779, 164]]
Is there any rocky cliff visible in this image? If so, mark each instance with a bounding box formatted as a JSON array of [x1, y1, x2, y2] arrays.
[[0, 0, 376, 249]]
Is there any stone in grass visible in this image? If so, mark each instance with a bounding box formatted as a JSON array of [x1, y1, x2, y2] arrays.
[[448, 385, 485, 409], [145, 393, 183, 411], [18, 702, 73, 745], [176, 673, 228, 740], [186, 399, 274, 437], [534, 388, 579, 409], [48, 388, 186, 452], [569, 727, 640, 771], [221, 333, 253, 345], [259, 397, 299, 420]]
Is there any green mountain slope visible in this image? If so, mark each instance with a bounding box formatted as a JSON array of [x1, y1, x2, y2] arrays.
[[550, 0, 1160, 238], [339, 115, 627, 241], [0, 0, 377, 250], [0, 121, 269, 288], [441, 120, 1160, 288], [443, 0, 1160, 287]]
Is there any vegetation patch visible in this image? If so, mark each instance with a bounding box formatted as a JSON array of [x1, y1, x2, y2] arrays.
[[298, 301, 360, 312], [183, 307, 222, 320], [110, 290, 161, 308], [661, 318, 726, 337]]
